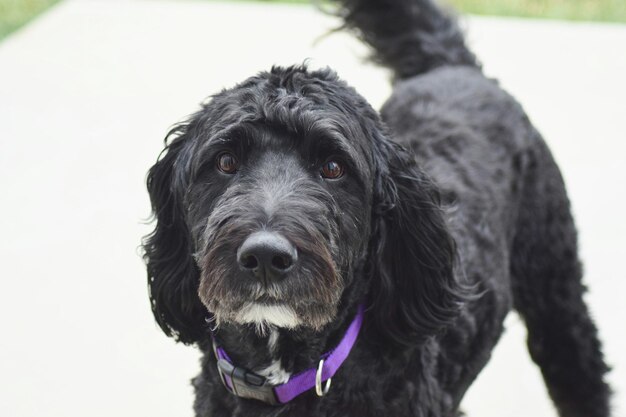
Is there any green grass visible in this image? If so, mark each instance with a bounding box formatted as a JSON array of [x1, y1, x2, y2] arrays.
[[235, 0, 626, 23], [0, 0, 623, 43], [448, 0, 626, 23], [0, 0, 61, 41]]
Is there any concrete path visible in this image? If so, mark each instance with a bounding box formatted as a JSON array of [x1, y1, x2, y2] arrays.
[[0, 1, 624, 416]]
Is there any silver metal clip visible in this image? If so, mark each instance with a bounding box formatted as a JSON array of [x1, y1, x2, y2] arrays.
[[315, 358, 331, 397]]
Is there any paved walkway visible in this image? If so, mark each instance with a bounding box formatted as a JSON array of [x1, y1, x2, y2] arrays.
[[1, 1, 624, 416]]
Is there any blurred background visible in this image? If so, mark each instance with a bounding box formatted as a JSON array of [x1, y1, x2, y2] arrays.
[[0, 0, 624, 416], [2, 0, 626, 39]]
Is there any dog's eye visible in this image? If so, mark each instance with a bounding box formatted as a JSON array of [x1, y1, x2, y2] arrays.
[[216, 152, 239, 174], [320, 161, 344, 179]]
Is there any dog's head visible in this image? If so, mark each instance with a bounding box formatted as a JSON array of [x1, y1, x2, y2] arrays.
[[143, 66, 465, 345]]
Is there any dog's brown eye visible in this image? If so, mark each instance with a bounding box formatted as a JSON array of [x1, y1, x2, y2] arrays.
[[216, 152, 238, 174], [320, 161, 344, 179]]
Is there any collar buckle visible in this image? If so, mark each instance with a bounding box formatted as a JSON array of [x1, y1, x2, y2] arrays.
[[216, 358, 279, 405]]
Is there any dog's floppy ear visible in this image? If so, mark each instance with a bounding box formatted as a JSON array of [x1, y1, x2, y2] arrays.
[[368, 135, 467, 345], [143, 124, 206, 344]]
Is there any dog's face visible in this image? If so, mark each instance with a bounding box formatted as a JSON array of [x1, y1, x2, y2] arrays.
[[144, 66, 463, 345], [187, 120, 373, 332]]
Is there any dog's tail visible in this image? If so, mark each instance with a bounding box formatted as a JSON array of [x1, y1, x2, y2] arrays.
[[335, 0, 479, 79]]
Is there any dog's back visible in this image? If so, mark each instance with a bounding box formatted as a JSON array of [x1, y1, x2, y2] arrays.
[[339, 0, 611, 415]]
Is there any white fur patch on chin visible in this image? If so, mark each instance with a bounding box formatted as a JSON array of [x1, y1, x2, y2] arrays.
[[235, 303, 301, 334]]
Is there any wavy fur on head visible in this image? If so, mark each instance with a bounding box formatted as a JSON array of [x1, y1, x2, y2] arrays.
[[143, 0, 611, 415], [144, 64, 466, 346]]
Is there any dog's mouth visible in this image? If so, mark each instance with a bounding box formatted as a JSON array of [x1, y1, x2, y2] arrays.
[[202, 290, 304, 335], [199, 271, 342, 334], [232, 301, 302, 332], [253, 293, 284, 304]]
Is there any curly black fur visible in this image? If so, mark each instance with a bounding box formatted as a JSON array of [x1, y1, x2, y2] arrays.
[[143, 0, 611, 415]]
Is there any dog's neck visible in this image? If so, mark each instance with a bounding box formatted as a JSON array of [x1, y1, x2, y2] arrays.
[[208, 301, 359, 386]]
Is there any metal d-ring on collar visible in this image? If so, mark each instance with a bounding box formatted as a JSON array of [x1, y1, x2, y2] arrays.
[[211, 304, 365, 405], [315, 358, 331, 396]]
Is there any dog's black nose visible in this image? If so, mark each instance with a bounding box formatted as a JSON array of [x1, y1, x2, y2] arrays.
[[237, 232, 297, 283]]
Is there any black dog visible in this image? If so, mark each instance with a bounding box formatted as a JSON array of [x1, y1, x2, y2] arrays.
[[143, 0, 611, 415]]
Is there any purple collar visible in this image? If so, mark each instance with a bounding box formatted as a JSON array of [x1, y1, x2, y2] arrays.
[[212, 304, 365, 405]]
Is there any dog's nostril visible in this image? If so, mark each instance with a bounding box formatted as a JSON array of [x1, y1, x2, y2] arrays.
[[237, 232, 297, 282], [272, 254, 292, 270], [241, 254, 259, 270]]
